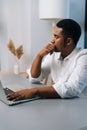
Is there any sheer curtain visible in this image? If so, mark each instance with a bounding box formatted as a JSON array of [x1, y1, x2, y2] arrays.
[[0, 0, 31, 72]]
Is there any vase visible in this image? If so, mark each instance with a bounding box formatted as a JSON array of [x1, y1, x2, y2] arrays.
[[14, 63, 20, 74]]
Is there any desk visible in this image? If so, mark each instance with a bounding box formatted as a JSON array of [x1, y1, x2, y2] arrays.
[[0, 96, 87, 130], [0, 73, 87, 130]]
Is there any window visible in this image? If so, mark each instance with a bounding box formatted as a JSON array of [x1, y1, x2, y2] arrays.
[[85, 0, 87, 48]]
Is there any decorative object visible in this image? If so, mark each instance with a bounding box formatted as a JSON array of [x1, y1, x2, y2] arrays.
[[8, 40, 24, 74]]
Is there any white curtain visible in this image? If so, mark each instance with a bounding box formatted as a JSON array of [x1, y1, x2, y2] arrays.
[[0, 0, 31, 72]]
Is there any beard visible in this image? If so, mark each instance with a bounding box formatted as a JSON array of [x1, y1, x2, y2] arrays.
[[53, 46, 58, 52]]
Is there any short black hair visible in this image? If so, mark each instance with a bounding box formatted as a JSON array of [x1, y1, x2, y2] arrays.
[[56, 19, 81, 46]]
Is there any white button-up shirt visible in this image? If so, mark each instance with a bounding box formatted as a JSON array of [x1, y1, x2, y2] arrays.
[[27, 48, 87, 98]]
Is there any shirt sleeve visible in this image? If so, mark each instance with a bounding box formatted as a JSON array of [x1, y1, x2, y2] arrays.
[[53, 53, 87, 98], [27, 67, 43, 83], [27, 54, 51, 83]]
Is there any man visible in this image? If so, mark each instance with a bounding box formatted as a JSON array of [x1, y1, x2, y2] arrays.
[[7, 19, 87, 101]]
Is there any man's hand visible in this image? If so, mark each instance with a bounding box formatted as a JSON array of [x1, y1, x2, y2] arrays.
[[7, 88, 37, 101], [7, 86, 60, 101], [39, 43, 55, 58]]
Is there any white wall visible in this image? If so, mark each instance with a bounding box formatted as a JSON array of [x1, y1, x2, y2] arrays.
[[0, 0, 86, 72]]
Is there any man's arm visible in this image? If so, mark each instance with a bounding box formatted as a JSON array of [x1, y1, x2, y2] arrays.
[[36, 86, 61, 98], [30, 54, 43, 78], [30, 43, 55, 78], [7, 86, 61, 101]]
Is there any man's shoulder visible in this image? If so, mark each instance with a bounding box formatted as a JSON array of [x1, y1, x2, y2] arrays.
[[76, 48, 87, 59], [78, 48, 87, 55]]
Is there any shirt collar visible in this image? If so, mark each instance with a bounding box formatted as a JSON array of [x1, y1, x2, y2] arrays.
[[57, 48, 81, 61]]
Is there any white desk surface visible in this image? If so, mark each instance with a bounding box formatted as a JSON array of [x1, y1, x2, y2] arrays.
[[0, 74, 87, 130], [0, 96, 87, 130]]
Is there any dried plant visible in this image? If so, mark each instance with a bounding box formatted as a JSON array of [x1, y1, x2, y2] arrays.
[[16, 45, 24, 59], [8, 40, 24, 59]]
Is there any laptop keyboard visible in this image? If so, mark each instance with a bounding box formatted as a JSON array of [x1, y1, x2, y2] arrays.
[[4, 88, 14, 95]]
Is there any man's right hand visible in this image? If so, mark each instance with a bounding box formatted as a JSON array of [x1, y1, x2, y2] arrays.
[[38, 43, 55, 58]]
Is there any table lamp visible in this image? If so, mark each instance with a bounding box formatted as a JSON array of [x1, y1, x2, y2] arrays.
[[39, 0, 69, 27]]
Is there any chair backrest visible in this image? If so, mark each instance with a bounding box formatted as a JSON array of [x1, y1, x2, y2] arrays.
[[43, 74, 54, 85], [43, 77, 48, 85]]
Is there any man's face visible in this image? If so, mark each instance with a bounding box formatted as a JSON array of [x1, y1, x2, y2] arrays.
[[51, 27, 67, 53]]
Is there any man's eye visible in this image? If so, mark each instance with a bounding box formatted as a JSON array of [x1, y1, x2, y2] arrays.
[[52, 34, 59, 39], [54, 35, 59, 39]]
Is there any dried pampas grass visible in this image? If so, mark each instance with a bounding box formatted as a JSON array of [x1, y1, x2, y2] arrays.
[[8, 40, 24, 59]]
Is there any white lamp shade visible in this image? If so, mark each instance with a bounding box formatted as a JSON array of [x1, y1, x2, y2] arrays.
[[39, 0, 69, 19]]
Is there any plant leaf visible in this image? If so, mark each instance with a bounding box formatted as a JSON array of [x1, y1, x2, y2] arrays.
[[16, 45, 24, 59], [8, 40, 16, 56]]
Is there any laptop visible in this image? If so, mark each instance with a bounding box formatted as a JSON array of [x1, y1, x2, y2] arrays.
[[0, 74, 42, 106]]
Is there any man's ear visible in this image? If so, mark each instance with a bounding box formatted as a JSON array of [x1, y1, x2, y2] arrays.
[[66, 38, 73, 46]]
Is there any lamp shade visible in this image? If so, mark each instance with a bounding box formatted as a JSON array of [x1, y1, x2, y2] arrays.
[[39, 0, 69, 19]]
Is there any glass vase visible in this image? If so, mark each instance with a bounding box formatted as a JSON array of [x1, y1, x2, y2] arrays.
[[14, 63, 20, 74], [13, 56, 20, 74]]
